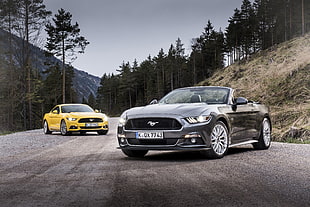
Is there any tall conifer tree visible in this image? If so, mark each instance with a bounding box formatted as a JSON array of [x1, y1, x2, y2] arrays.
[[45, 8, 89, 103]]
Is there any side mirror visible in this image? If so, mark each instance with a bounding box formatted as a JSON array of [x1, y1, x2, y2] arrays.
[[149, 99, 158, 105], [52, 110, 58, 114], [232, 97, 248, 111], [235, 97, 248, 105], [95, 109, 101, 113]]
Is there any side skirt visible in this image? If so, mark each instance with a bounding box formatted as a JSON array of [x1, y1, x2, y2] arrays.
[[229, 140, 258, 148]]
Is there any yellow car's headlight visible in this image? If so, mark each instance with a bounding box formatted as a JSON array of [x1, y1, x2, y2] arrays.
[[66, 117, 77, 121], [102, 114, 108, 122]]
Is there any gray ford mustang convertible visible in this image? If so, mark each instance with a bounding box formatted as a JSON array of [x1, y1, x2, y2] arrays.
[[117, 86, 271, 159]]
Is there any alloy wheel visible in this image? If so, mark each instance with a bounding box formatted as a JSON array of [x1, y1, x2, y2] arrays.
[[60, 120, 68, 135], [262, 118, 271, 147], [211, 123, 228, 156]]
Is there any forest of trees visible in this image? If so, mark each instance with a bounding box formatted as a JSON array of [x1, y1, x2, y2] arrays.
[[0, 0, 88, 131], [0, 0, 309, 131], [96, 0, 310, 115]]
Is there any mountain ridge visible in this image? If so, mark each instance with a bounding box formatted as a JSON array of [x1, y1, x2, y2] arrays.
[[0, 28, 100, 102]]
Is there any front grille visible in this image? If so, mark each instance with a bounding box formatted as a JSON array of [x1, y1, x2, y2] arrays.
[[127, 138, 178, 145], [79, 118, 103, 123], [125, 118, 182, 130], [80, 126, 101, 129]]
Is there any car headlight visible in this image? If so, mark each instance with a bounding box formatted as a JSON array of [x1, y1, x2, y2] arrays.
[[66, 117, 77, 121], [118, 117, 127, 127], [102, 114, 108, 121], [185, 115, 212, 124]]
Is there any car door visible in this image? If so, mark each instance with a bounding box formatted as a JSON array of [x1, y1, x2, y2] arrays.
[[220, 98, 258, 144], [231, 103, 258, 141], [48, 106, 62, 130]]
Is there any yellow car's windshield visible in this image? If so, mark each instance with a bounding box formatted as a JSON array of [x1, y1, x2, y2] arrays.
[[61, 105, 94, 113]]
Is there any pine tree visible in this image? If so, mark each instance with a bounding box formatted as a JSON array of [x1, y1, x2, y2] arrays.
[[45, 8, 89, 103], [0, 0, 20, 130], [240, 0, 255, 58], [87, 93, 96, 108], [0, 0, 50, 129], [20, 0, 51, 129]]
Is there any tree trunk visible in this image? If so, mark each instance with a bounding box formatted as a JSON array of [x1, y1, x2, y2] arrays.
[[62, 38, 66, 103], [25, 1, 32, 129], [302, 0, 305, 36]]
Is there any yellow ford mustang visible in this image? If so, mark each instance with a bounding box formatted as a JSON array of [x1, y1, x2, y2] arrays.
[[43, 104, 109, 135]]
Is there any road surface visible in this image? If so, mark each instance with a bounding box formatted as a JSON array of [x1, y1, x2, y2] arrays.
[[0, 117, 309, 207]]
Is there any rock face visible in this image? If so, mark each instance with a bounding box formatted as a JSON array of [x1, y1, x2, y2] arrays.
[[73, 69, 101, 102], [0, 28, 101, 102]]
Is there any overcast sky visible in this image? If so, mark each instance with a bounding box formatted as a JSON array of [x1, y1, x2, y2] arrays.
[[44, 0, 244, 77]]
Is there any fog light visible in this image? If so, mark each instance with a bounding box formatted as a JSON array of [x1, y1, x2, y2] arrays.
[[120, 138, 125, 143], [118, 134, 125, 138], [191, 138, 197, 144], [184, 132, 201, 139]]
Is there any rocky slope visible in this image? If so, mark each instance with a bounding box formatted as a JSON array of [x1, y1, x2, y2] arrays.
[[0, 29, 100, 102], [199, 34, 310, 142]]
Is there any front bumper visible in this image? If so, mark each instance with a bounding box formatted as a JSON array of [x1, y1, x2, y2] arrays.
[[117, 119, 214, 151], [66, 120, 109, 132]]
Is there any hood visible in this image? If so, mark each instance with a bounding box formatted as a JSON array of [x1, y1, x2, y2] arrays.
[[65, 112, 106, 118], [124, 103, 212, 118]]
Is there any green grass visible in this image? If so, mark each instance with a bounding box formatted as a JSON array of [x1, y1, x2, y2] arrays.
[[0, 131, 14, 136], [280, 138, 310, 144]]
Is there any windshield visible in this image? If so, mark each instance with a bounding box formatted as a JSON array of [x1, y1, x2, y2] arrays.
[[61, 105, 94, 113], [158, 87, 230, 104]]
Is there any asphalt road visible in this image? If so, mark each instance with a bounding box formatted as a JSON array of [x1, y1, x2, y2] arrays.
[[0, 117, 309, 207]]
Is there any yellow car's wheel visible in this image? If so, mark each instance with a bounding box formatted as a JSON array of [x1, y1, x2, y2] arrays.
[[43, 120, 52, 134], [60, 120, 70, 136]]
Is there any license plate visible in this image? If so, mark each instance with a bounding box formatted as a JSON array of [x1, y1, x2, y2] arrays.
[[85, 123, 98, 127], [136, 131, 164, 139]]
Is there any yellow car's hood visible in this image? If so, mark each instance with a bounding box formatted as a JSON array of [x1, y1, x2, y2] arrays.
[[66, 112, 107, 119]]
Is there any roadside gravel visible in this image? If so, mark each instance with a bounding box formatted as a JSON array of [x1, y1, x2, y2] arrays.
[[0, 129, 76, 158], [0, 119, 309, 207]]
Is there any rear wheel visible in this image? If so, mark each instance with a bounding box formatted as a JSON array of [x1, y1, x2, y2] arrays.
[[201, 121, 229, 159], [43, 120, 52, 134], [253, 118, 271, 150], [122, 149, 148, 158], [60, 120, 70, 136]]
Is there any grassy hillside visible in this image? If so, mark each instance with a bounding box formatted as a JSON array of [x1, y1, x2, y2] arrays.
[[199, 34, 310, 142]]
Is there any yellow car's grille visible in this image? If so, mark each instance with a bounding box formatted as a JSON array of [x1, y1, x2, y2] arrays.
[[78, 118, 103, 123]]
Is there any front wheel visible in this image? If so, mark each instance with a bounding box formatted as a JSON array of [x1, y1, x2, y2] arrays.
[[60, 120, 70, 136], [253, 118, 271, 150], [43, 120, 52, 134], [201, 121, 229, 159], [121, 149, 148, 158]]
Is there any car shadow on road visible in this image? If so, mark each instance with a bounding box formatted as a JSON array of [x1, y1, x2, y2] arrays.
[[227, 146, 255, 156], [123, 147, 255, 162], [50, 132, 105, 136]]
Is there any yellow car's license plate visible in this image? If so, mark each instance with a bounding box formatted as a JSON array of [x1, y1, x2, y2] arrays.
[[85, 123, 98, 127]]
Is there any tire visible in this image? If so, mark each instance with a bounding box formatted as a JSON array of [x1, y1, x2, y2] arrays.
[[97, 130, 108, 135], [202, 121, 229, 159], [253, 118, 271, 150], [43, 120, 52, 134], [60, 120, 70, 136], [121, 149, 148, 158]]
